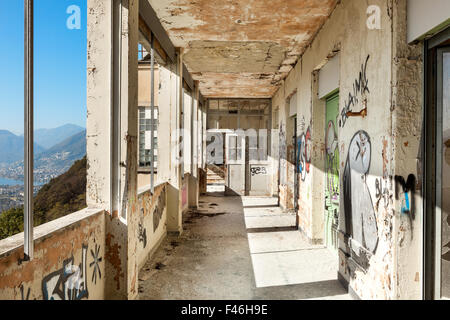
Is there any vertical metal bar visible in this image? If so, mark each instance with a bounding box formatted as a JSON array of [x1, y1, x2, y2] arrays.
[[112, 0, 123, 219], [24, 0, 34, 261], [435, 48, 445, 300], [150, 34, 155, 193]]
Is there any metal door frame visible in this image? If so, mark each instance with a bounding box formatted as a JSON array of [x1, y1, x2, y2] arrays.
[[424, 26, 450, 300]]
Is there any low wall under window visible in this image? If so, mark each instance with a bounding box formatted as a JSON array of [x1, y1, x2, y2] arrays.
[[0, 208, 106, 300]]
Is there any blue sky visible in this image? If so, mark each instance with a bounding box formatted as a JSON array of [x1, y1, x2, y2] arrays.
[[0, 0, 87, 135]]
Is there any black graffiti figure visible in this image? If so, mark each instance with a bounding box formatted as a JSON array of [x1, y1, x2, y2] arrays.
[[343, 131, 378, 255], [394, 174, 416, 216], [138, 223, 147, 248]]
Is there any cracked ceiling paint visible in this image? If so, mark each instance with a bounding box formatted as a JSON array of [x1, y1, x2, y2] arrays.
[[148, 0, 338, 98]]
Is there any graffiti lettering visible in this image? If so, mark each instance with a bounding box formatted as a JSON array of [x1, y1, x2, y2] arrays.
[[375, 178, 390, 211], [250, 166, 267, 176], [340, 55, 370, 128]]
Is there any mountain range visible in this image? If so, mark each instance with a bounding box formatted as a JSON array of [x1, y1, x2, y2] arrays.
[[0, 124, 85, 165], [35, 129, 87, 173], [0, 130, 45, 164], [32, 124, 85, 149], [0, 124, 86, 183]]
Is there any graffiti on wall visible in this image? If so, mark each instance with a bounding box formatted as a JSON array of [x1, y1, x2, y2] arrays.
[[90, 244, 103, 285], [395, 174, 416, 216], [20, 285, 33, 300], [343, 131, 378, 259], [138, 223, 148, 248], [339, 55, 370, 128], [250, 166, 267, 176], [375, 178, 390, 212], [42, 245, 89, 300], [153, 189, 166, 231], [296, 127, 311, 181]]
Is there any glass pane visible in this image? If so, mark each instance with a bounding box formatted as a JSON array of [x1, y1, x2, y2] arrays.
[[0, 2, 25, 239], [441, 51, 450, 298], [33, 0, 88, 227], [229, 136, 236, 149], [229, 149, 237, 161]]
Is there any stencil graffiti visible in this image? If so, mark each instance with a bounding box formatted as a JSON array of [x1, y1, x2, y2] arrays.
[[42, 245, 89, 300], [395, 174, 416, 216], [343, 131, 378, 258], [90, 244, 102, 285], [251, 166, 267, 176], [138, 223, 147, 248], [340, 55, 370, 128]]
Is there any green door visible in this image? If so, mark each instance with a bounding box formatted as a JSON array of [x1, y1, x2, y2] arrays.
[[325, 93, 340, 252]]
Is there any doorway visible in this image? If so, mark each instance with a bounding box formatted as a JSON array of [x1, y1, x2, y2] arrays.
[[325, 92, 340, 252]]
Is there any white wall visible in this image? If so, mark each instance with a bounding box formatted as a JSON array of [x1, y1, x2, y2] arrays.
[[407, 0, 450, 43]]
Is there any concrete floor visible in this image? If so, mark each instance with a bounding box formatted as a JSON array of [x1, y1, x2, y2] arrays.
[[138, 190, 351, 300]]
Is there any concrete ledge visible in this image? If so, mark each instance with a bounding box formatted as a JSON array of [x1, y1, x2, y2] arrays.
[[0, 207, 105, 258]]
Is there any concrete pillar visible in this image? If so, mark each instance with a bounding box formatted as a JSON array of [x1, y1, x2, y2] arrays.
[[188, 82, 200, 208], [160, 59, 181, 234], [86, 0, 112, 209], [87, 0, 139, 300], [165, 49, 184, 235]]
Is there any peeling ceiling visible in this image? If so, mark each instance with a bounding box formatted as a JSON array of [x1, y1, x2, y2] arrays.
[[148, 0, 338, 98]]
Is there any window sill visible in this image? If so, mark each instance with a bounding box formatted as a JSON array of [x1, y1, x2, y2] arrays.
[[0, 207, 105, 258]]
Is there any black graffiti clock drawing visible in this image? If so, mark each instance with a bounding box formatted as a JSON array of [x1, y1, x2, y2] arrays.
[[343, 130, 378, 254]]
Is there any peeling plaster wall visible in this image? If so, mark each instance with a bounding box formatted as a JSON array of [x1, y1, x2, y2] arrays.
[[392, 0, 424, 300], [273, 0, 422, 299], [0, 210, 106, 300]]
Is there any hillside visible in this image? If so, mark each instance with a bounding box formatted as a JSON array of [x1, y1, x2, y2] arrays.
[[0, 130, 45, 164], [33, 124, 85, 149], [35, 129, 87, 172], [1, 130, 87, 183], [0, 156, 87, 240]]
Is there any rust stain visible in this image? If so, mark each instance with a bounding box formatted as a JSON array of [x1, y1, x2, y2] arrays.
[[382, 138, 389, 179], [346, 107, 368, 119], [105, 233, 124, 291]]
